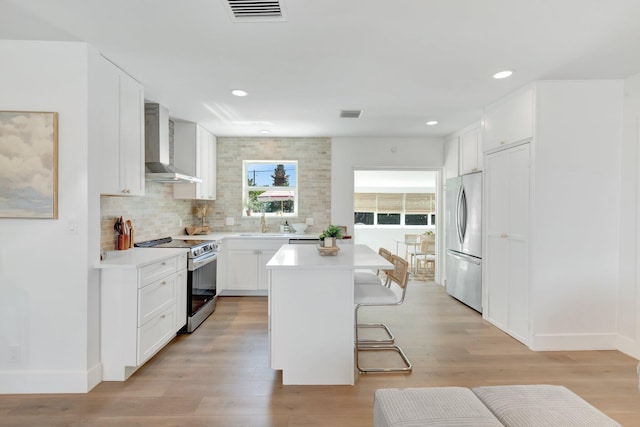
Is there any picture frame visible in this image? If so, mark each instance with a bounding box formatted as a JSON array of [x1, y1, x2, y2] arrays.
[[0, 111, 58, 219]]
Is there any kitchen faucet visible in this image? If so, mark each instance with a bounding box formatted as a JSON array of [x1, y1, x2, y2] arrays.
[[261, 213, 269, 233]]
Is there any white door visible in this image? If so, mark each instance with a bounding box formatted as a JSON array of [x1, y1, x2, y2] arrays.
[[485, 143, 530, 344]]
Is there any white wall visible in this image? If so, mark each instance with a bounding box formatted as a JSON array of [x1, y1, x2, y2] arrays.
[[331, 137, 444, 230], [616, 72, 640, 359], [530, 81, 623, 350], [332, 137, 445, 281], [0, 41, 101, 393]]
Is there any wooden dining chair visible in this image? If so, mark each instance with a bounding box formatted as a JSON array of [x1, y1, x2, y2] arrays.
[[404, 234, 426, 273], [415, 234, 436, 280], [354, 254, 412, 373]]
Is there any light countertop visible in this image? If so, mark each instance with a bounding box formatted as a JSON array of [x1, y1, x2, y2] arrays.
[[266, 244, 392, 270], [96, 247, 189, 269], [172, 232, 320, 241]]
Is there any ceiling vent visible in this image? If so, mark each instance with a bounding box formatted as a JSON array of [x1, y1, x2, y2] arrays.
[[225, 0, 286, 21], [340, 109, 364, 119]]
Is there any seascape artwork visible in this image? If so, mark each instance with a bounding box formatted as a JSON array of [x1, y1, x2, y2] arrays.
[[0, 111, 58, 219]]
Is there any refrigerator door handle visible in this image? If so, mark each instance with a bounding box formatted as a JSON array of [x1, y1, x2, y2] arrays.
[[447, 250, 481, 265], [456, 185, 467, 244]]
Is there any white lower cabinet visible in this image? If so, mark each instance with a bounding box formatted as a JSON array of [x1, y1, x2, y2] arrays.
[[100, 253, 187, 380], [220, 238, 288, 295]]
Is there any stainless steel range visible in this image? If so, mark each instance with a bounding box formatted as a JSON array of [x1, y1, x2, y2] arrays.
[[135, 237, 218, 333]]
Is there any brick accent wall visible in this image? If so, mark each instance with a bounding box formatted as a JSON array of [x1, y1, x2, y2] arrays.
[[214, 137, 331, 235], [100, 132, 332, 252]]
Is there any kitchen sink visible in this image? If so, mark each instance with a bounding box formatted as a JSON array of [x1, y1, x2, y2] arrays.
[[237, 233, 291, 237]]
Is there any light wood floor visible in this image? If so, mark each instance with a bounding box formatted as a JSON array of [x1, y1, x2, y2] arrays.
[[2, 281, 639, 426]]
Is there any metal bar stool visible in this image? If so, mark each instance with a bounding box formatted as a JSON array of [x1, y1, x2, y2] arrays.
[[354, 254, 412, 373]]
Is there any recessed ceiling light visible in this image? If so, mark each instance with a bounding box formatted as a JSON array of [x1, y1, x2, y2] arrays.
[[260, 130, 270, 134], [231, 89, 248, 97], [426, 120, 438, 126], [493, 70, 514, 79]]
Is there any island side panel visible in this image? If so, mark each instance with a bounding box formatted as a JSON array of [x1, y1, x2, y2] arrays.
[[269, 267, 354, 385]]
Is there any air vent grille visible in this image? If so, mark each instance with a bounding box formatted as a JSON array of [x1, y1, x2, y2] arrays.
[[340, 110, 364, 119], [226, 0, 286, 21]]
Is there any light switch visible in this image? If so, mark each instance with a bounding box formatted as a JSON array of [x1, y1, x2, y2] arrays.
[[67, 217, 78, 233], [306, 218, 314, 225], [225, 217, 234, 226]]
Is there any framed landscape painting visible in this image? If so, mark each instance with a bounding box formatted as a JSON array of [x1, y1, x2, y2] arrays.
[[0, 111, 58, 219]]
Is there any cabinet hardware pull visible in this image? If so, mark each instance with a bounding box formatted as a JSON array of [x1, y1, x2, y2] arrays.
[[160, 314, 166, 319], [161, 281, 166, 285], [500, 141, 506, 145], [161, 262, 166, 266]]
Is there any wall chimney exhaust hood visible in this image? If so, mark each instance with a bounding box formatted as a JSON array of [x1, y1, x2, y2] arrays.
[[144, 103, 201, 184]]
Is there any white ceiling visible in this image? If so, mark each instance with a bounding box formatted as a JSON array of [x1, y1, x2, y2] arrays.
[[2, 0, 640, 138]]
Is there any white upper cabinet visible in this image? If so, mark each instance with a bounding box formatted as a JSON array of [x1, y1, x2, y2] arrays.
[[173, 122, 217, 200], [444, 137, 459, 179], [96, 55, 145, 196], [459, 127, 482, 174], [482, 86, 534, 152]]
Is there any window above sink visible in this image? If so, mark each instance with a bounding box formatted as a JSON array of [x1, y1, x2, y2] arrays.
[[243, 160, 298, 217]]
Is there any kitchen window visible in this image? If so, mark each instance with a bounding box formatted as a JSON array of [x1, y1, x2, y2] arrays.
[[354, 192, 435, 226], [243, 161, 298, 217]]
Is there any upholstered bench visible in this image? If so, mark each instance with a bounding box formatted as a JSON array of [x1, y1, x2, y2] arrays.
[[374, 385, 621, 427]]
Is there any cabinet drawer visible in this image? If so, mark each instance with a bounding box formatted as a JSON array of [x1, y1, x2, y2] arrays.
[[138, 272, 177, 326], [137, 305, 176, 365], [139, 255, 181, 288]]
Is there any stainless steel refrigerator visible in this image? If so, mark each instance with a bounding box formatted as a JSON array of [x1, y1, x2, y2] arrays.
[[445, 172, 482, 312]]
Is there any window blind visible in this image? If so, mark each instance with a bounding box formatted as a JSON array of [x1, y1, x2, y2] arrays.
[[354, 193, 376, 211], [377, 193, 403, 212], [405, 193, 435, 213]]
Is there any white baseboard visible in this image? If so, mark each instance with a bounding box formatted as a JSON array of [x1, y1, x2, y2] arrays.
[[530, 332, 617, 351], [616, 334, 640, 360], [0, 365, 101, 394]]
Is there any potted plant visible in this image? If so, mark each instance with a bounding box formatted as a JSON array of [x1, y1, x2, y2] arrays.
[[320, 224, 343, 247]]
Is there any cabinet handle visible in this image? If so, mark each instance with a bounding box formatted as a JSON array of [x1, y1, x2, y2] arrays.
[[160, 314, 166, 319], [161, 262, 166, 266], [500, 141, 506, 145], [501, 233, 508, 238], [160, 281, 166, 286], [122, 189, 130, 194]]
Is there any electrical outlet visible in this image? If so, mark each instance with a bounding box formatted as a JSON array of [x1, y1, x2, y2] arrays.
[[306, 218, 314, 225], [179, 219, 183, 227], [8, 345, 19, 362], [225, 217, 234, 226]]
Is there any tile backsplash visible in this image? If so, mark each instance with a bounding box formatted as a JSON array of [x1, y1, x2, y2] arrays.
[[100, 182, 203, 252]]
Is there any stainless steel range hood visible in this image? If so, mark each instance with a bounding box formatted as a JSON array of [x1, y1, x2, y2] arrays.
[[144, 103, 201, 184]]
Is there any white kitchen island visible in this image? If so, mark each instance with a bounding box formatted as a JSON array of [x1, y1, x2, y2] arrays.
[[266, 244, 392, 385]]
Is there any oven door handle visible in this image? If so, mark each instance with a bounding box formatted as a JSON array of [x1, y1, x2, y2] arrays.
[[189, 252, 217, 270]]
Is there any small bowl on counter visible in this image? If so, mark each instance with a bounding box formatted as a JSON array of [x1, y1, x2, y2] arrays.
[[290, 223, 308, 233]]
